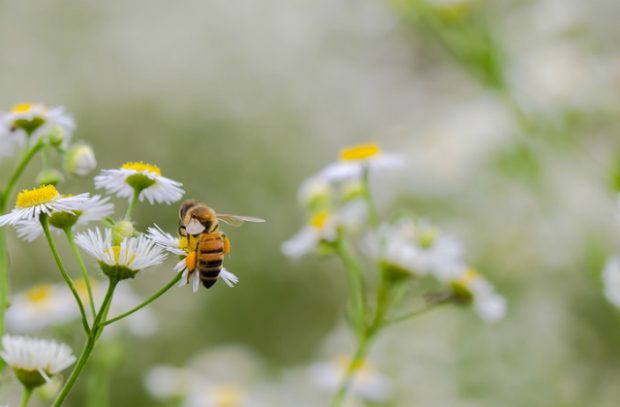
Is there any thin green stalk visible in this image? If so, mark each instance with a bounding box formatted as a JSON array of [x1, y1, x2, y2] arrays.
[[124, 188, 141, 221], [4, 140, 44, 202], [40, 216, 90, 334], [361, 166, 380, 230], [102, 273, 182, 326], [19, 386, 33, 407], [386, 296, 450, 326], [334, 238, 367, 338], [52, 280, 118, 407], [330, 335, 371, 407], [64, 228, 97, 319]]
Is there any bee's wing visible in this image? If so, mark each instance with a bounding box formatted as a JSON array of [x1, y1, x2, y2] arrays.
[[216, 214, 266, 227]]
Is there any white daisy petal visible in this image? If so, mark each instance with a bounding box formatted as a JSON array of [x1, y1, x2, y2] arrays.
[[219, 268, 239, 287]]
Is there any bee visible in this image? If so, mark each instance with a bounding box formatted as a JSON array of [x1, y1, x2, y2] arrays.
[[178, 200, 265, 289]]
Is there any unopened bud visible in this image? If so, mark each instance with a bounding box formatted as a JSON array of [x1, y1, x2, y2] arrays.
[[112, 220, 134, 245], [64, 144, 96, 176]]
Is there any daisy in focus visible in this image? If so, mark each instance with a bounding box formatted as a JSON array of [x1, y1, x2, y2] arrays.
[[13, 194, 114, 241], [6, 284, 79, 333], [147, 225, 239, 292], [95, 161, 184, 205], [0, 185, 91, 227], [0, 103, 75, 146], [310, 356, 392, 403], [0, 334, 76, 388], [75, 228, 166, 281]]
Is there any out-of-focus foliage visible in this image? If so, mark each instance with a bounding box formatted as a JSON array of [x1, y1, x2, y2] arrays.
[[1, 0, 620, 405]]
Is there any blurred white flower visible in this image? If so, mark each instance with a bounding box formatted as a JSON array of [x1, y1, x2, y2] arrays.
[[310, 356, 392, 403], [14, 195, 114, 241], [450, 268, 506, 322], [0, 334, 76, 388], [64, 143, 97, 176], [320, 143, 405, 183], [602, 256, 620, 308], [281, 211, 338, 258], [0, 103, 75, 147], [95, 161, 184, 204], [100, 282, 158, 337], [375, 218, 464, 279], [0, 185, 91, 227], [6, 284, 78, 333]]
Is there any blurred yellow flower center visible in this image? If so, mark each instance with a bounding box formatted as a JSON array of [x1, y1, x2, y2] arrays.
[[26, 285, 52, 303], [16, 185, 59, 208], [336, 355, 368, 373], [122, 161, 161, 175], [310, 211, 329, 229], [340, 143, 380, 161], [11, 103, 34, 113], [74, 278, 96, 302], [457, 269, 479, 287], [212, 385, 244, 407]]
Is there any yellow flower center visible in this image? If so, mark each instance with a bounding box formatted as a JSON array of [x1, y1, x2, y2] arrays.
[[121, 161, 161, 175], [212, 385, 244, 407], [339, 143, 381, 161], [10, 103, 35, 113], [15, 185, 59, 208], [25, 285, 53, 304], [456, 268, 479, 287], [74, 278, 97, 303], [309, 211, 329, 229], [335, 355, 369, 373]]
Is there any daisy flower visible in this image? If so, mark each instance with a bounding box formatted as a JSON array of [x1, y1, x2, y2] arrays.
[[374, 218, 464, 279], [147, 225, 239, 292], [95, 161, 184, 204], [6, 284, 79, 333], [0, 103, 75, 144], [603, 256, 620, 308], [281, 211, 338, 258], [0, 334, 76, 388], [0, 185, 91, 227], [310, 356, 392, 403], [449, 268, 506, 322], [319, 143, 405, 183], [75, 228, 166, 280], [13, 195, 114, 241]]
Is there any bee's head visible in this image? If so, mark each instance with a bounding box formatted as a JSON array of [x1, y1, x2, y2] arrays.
[[179, 200, 197, 221]]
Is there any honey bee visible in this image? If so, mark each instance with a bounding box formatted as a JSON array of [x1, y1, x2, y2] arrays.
[[178, 200, 265, 289]]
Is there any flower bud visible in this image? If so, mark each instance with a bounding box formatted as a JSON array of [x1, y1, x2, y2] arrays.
[[48, 126, 65, 147], [64, 144, 96, 176], [112, 220, 134, 245], [35, 169, 64, 187]]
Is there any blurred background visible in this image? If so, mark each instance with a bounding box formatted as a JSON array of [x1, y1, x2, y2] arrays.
[[1, 0, 620, 405]]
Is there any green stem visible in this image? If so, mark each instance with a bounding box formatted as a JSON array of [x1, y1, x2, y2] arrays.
[[19, 386, 33, 407], [361, 166, 380, 230], [124, 188, 141, 221], [4, 140, 44, 202], [52, 279, 118, 407], [64, 228, 97, 319], [102, 273, 182, 326], [385, 295, 451, 326], [330, 335, 371, 407], [40, 215, 90, 334], [333, 238, 367, 338]]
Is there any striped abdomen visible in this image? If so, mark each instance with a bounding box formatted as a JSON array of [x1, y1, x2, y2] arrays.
[[197, 232, 225, 288]]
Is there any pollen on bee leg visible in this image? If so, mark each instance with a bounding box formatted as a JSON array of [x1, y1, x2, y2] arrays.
[[224, 237, 231, 255], [186, 252, 197, 271]]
